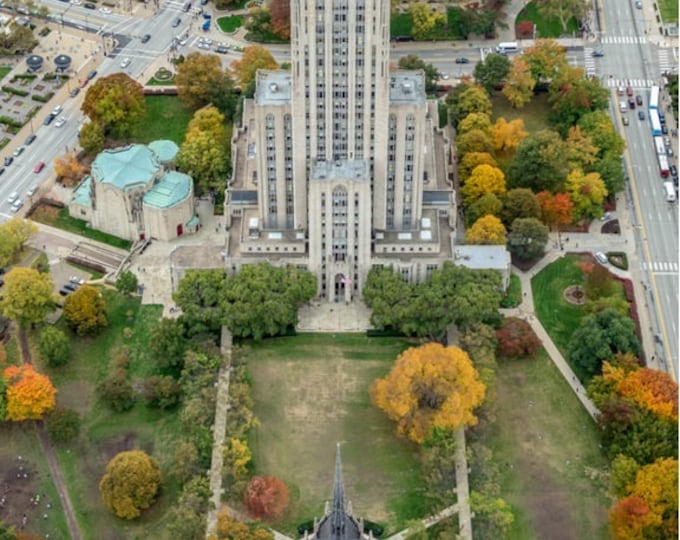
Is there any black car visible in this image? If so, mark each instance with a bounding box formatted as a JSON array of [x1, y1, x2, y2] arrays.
[[3, 156, 13, 167], [70, 87, 80, 97], [635, 95, 643, 106], [24, 133, 36, 145], [182, 1, 191, 11], [58, 288, 70, 296], [638, 110, 645, 120], [172, 17, 181, 27], [87, 70, 98, 80], [214, 45, 229, 54], [455, 57, 470, 64], [661, 124, 669, 135], [84, 2, 96, 8], [591, 50, 604, 57], [43, 113, 56, 125], [0, 167, 5, 176], [63, 283, 78, 292], [141, 33, 151, 43], [670, 165, 678, 177]]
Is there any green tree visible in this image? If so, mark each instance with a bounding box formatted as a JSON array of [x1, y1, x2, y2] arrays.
[[176, 52, 237, 116], [81, 73, 146, 138], [456, 128, 495, 156], [610, 454, 641, 497], [167, 476, 211, 540], [143, 375, 182, 409], [0, 218, 37, 267], [38, 326, 71, 367], [174, 269, 226, 336], [149, 317, 188, 374], [99, 450, 162, 519], [502, 57, 536, 108], [590, 152, 626, 195], [397, 54, 440, 94], [535, 0, 590, 33], [568, 308, 640, 377], [46, 406, 81, 443], [507, 129, 569, 192], [177, 106, 229, 195], [470, 491, 515, 540], [172, 440, 200, 485], [220, 263, 317, 339], [548, 65, 609, 131], [578, 110, 626, 157], [500, 188, 541, 227], [63, 285, 108, 336], [115, 270, 138, 296], [79, 121, 105, 156], [409, 2, 444, 40], [466, 193, 503, 227], [522, 39, 569, 83], [361, 266, 413, 332], [0, 267, 53, 327], [474, 53, 511, 93], [566, 169, 608, 220], [507, 218, 549, 261], [565, 125, 599, 171], [446, 83, 492, 127], [0, 21, 37, 54], [98, 371, 136, 412]]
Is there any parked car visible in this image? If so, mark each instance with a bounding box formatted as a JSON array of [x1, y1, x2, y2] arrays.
[[661, 124, 668, 135], [87, 69, 97, 80], [13, 145, 25, 157], [7, 191, 18, 203], [26, 185, 37, 196], [626, 86, 634, 96], [172, 17, 181, 27], [79, 78, 89, 88], [10, 200, 23, 213], [70, 87, 80, 97], [25, 133, 36, 145], [670, 164, 678, 177], [59, 288, 71, 296], [3, 156, 13, 166], [635, 0, 642, 8], [98, 6, 111, 13], [182, 1, 192, 11], [141, 33, 151, 43], [63, 283, 78, 292], [595, 251, 608, 264], [667, 146, 673, 157], [33, 161, 45, 173], [69, 275, 85, 285], [0, 167, 6, 176], [455, 57, 470, 64], [120, 57, 131, 68], [214, 45, 229, 54], [83, 2, 96, 8]]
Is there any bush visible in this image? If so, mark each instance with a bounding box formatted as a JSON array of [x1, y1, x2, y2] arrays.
[[1, 85, 28, 96], [46, 406, 80, 443], [496, 317, 541, 358], [607, 251, 629, 270], [363, 519, 385, 537], [38, 326, 71, 367], [115, 270, 138, 295], [98, 371, 136, 412], [31, 92, 54, 103], [143, 375, 182, 409]]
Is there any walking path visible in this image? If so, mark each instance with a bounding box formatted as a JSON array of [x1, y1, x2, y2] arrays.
[[453, 427, 472, 539]]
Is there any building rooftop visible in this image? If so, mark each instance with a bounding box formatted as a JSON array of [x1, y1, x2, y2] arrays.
[[92, 144, 160, 191], [389, 71, 426, 104], [255, 70, 292, 106], [313, 160, 369, 182], [148, 139, 179, 163], [143, 171, 192, 209], [454, 245, 511, 271], [71, 176, 92, 206]]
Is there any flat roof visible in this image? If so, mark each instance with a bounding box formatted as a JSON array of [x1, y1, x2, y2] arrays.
[[143, 171, 192, 209], [312, 159, 368, 181], [389, 71, 426, 104], [255, 70, 292, 106], [454, 245, 511, 270]]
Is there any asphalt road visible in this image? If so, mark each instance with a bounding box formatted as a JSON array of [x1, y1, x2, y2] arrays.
[[595, 0, 678, 376]]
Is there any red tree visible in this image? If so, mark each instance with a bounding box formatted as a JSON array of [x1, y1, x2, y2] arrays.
[[244, 476, 289, 520], [609, 495, 653, 540], [270, 0, 290, 39], [537, 191, 574, 229], [495, 317, 541, 358]]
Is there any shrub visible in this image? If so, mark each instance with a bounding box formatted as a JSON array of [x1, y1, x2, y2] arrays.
[[607, 251, 629, 270], [46, 406, 80, 443], [98, 371, 136, 412], [38, 326, 71, 367], [496, 317, 541, 358], [1, 86, 28, 96], [143, 375, 182, 409]]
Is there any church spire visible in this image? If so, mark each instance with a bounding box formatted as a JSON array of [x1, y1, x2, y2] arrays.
[[330, 443, 346, 539]]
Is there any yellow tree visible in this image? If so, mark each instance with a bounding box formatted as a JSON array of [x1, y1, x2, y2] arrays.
[[371, 343, 485, 444], [0, 217, 37, 267], [616, 368, 678, 421], [230, 45, 278, 91], [465, 215, 507, 245], [565, 125, 599, 171], [457, 112, 492, 136], [410, 2, 444, 40], [63, 285, 108, 336], [502, 57, 535, 108], [461, 164, 507, 204], [565, 169, 607, 220], [458, 152, 498, 184], [53, 150, 88, 187], [490, 117, 528, 154], [3, 363, 56, 421], [456, 128, 495, 156], [522, 39, 569, 82], [0, 267, 54, 327]]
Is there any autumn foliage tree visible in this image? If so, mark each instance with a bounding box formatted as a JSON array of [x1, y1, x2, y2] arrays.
[[566, 169, 608, 220], [269, 0, 290, 39], [615, 368, 678, 422], [458, 152, 498, 184], [490, 117, 527, 154], [81, 73, 146, 138], [502, 57, 535, 108], [3, 364, 56, 421], [63, 285, 108, 336], [536, 191, 574, 229], [371, 343, 486, 444], [465, 215, 507, 245], [175, 52, 236, 115], [461, 164, 506, 205], [495, 317, 541, 358], [99, 450, 162, 519], [217, 507, 274, 540], [53, 150, 88, 187], [243, 476, 290, 520], [230, 45, 278, 94], [0, 267, 54, 328]]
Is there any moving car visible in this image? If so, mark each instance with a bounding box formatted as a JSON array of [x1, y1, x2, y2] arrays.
[[661, 124, 668, 135], [638, 110, 645, 120], [141, 33, 151, 43], [12, 145, 25, 157], [54, 116, 67, 128], [10, 200, 23, 213], [120, 57, 131, 68], [3, 156, 13, 166], [172, 17, 182, 27], [636, 95, 643, 106], [455, 57, 470, 64], [33, 161, 45, 173], [592, 50, 604, 57], [622, 116, 629, 126], [52, 105, 63, 116], [626, 86, 634, 96], [98, 6, 112, 14]]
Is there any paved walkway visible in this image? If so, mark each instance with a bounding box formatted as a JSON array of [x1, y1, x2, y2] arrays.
[[453, 427, 472, 539]]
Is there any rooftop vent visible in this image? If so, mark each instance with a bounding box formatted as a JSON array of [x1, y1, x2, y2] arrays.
[[402, 81, 413, 93], [269, 82, 278, 93]]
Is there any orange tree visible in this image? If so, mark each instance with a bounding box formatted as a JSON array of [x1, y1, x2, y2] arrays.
[[3, 364, 56, 421], [243, 476, 289, 521], [371, 343, 485, 444]]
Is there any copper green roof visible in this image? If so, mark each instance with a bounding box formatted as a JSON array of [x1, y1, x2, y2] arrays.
[[71, 176, 92, 206], [92, 145, 159, 191], [143, 171, 192, 209], [148, 139, 180, 163]]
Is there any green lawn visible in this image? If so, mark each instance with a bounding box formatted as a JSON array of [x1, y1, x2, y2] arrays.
[[390, 13, 412, 37], [29, 207, 131, 250], [0, 66, 12, 81], [658, 0, 678, 22], [131, 95, 194, 145], [516, 1, 579, 38], [217, 14, 244, 33], [501, 273, 522, 308], [32, 290, 185, 540], [242, 334, 431, 536], [477, 350, 609, 540], [491, 92, 552, 134]]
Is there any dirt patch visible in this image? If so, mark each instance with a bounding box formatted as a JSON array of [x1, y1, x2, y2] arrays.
[[0, 455, 48, 533], [97, 432, 139, 465], [601, 219, 620, 234], [563, 285, 586, 305]]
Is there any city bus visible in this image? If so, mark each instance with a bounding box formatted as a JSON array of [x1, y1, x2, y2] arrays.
[[496, 42, 519, 54], [658, 154, 670, 177], [654, 136, 666, 156], [664, 181, 676, 202], [649, 85, 660, 110], [650, 109, 662, 136]]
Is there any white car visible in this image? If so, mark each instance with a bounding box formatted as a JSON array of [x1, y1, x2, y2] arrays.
[[52, 105, 63, 116], [98, 7, 112, 14], [71, 0, 82, 4], [120, 58, 131, 68], [10, 200, 23, 213], [7, 191, 18, 203], [69, 275, 85, 285], [26, 185, 37, 197], [595, 251, 608, 264], [54, 116, 67, 128]]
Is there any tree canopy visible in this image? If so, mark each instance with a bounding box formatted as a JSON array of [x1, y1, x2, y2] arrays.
[[465, 215, 507, 245], [397, 54, 440, 94], [0, 267, 54, 327], [99, 450, 162, 519], [39, 326, 71, 367], [0, 218, 37, 268], [243, 476, 290, 520], [2, 364, 56, 421], [63, 285, 108, 335], [175, 53, 237, 116], [230, 45, 278, 95], [507, 129, 569, 192], [506, 218, 549, 261], [473, 53, 511, 92], [371, 343, 486, 443], [81, 73, 146, 138]]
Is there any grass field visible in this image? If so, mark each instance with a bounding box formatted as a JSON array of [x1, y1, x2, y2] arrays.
[[516, 1, 579, 38], [658, 0, 677, 22], [32, 291, 184, 540], [478, 349, 609, 540], [131, 95, 194, 145], [491, 92, 552, 134], [0, 66, 12, 81], [242, 334, 431, 536], [217, 15, 244, 33]]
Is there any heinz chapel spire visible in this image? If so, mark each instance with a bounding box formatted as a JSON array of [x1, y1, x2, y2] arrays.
[[225, 0, 456, 302]]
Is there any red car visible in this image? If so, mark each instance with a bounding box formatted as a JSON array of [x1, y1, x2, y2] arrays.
[[33, 161, 45, 173], [79, 78, 89, 89]]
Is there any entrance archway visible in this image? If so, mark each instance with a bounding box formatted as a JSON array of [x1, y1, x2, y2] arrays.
[[334, 273, 347, 303]]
